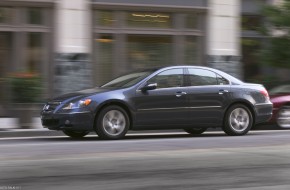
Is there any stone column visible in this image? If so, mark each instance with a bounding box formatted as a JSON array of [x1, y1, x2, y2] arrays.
[[54, 0, 92, 96], [207, 0, 242, 79]]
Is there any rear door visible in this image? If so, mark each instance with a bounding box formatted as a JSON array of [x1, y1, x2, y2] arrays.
[[185, 68, 232, 126]]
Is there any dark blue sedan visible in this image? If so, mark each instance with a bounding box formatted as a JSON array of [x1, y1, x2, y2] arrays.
[[41, 66, 273, 139]]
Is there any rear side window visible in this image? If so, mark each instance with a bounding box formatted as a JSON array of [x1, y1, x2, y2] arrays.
[[217, 74, 230, 85], [187, 69, 218, 86]]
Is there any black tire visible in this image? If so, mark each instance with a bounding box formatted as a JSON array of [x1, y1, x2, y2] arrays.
[[95, 105, 130, 140], [62, 130, 89, 138], [184, 128, 207, 135], [223, 104, 253, 136]]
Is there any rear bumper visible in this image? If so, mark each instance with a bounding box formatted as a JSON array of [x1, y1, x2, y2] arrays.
[[254, 103, 273, 124], [41, 111, 95, 131]]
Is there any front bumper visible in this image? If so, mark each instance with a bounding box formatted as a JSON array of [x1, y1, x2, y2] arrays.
[[254, 103, 273, 124], [41, 111, 95, 131]]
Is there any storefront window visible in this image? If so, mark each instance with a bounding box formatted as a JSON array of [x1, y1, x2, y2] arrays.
[[95, 34, 114, 85], [0, 7, 13, 24], [127, 12, 172, 28], [242, 38, 261, 79], [242, 15, 262, 31], [27, 8, 44, 25], [96, 10, 115, 27], [128, 35, 172, 69], [27, 33, 43, 72], [185, 36, 198, 65], [186, 13, 199, 29], [0, 32, 11, 108]]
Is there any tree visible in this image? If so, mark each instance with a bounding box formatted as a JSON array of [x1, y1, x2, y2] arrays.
[[260, 0, 290, 68]]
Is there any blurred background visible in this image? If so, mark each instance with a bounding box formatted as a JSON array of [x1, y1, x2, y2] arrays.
[[0, 0, 289, 128]]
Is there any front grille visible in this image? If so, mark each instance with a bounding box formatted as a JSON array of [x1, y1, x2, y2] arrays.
[[42, 119, 59, 127], [43, 101, 62, 112]]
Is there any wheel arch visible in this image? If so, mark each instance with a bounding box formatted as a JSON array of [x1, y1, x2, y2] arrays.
[[93, 100, 133, 130]]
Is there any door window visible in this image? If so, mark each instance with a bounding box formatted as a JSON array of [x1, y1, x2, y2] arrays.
[[217, 74, 230, 85], [147, 68, 183, 89], [187, 68, 218, 86]]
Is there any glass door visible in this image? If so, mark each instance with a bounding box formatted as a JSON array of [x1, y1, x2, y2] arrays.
[[127, 35, 172, 70]]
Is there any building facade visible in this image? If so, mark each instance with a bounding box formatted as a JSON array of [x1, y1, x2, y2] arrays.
[[0, 0, 269, 116]]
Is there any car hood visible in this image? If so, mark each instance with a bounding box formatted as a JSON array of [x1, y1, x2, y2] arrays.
[[51, 87, 112, 102]]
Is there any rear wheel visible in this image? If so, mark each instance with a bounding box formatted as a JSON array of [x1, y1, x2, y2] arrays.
[[277, 105, 290, 128], [62, 130, 89, 138], [95, 105, 130, 140], [184, 128, 207, 135], [223, 104, 253, 136]]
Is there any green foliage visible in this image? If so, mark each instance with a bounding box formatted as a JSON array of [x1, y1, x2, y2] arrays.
[[260, 0, 290, 68], [10, 73, 42, 103]]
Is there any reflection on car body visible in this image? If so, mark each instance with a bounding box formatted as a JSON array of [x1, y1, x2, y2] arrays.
[[41, 66, 273, 140]]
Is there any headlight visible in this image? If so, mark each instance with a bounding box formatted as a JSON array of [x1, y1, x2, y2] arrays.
[[62, 99, 92, 110]]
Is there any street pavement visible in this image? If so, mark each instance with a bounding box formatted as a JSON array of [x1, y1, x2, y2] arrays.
[[0, 117, 280, 138], [0, 130, 290, 190]]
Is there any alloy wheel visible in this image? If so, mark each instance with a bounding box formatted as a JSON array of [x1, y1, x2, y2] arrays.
[[103, 110, 126, 136], [229, 108, 250, 132]]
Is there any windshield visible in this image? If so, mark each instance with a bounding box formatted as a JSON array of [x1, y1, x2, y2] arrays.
[[101, 71, 153, 88]]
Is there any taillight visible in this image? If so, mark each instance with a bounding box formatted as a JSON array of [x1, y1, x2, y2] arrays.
[[260, 89, 269, 98]]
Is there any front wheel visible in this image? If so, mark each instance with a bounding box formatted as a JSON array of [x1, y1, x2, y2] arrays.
[[223, 104, 253, 136], [95, 105, 130, 140], [184, 128, 207, 135], [62, 130, 89, 138]]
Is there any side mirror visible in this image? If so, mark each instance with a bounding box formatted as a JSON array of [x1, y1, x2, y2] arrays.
[[141, 83, 157, 92]]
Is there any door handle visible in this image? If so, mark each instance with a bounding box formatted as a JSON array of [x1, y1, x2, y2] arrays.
[[175, 91, 187, 97], [218, 89, 229, 95]]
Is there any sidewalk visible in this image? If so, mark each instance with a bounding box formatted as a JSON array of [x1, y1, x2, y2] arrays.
[[0, 117, 42, 130], [0, 117, 63, 138]]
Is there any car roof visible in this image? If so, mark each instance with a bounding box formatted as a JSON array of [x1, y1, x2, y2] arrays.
[[152, 65, 244, 84]]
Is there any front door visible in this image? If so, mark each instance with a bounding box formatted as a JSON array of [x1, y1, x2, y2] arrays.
[[133, 68, 190, 128]]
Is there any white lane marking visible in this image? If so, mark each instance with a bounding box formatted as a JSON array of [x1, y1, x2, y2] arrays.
[[221, 185, 290, 190]]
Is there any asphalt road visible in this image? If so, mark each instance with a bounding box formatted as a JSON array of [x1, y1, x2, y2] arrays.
[[0, 130, 290, 190]]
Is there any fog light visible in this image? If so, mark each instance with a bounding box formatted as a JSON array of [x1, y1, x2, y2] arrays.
[[65, 120, 70, 125]]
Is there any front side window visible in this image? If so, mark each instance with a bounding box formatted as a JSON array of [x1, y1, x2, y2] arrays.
[[147, 69, 183, 89], [187, 69, 218, 86]]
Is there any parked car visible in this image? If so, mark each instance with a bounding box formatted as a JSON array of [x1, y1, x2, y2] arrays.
[[269, 85, 290, 128], [41, 66, 272, 139]]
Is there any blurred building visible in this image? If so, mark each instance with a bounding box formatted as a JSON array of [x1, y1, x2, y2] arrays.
[[0, 0, 276, 116]]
